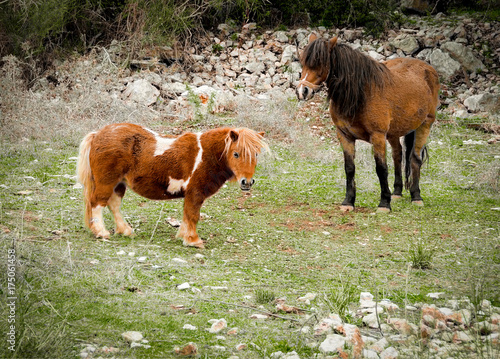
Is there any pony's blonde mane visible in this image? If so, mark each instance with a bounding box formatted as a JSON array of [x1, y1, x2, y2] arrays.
[[223, 128, 269, 161]]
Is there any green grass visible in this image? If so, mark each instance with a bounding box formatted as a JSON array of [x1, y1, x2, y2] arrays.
[[0, 109, 499, 358]]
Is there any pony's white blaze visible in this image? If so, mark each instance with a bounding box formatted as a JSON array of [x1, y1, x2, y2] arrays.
[[192, 133, 203, 174], [167, 177, 190, 194]]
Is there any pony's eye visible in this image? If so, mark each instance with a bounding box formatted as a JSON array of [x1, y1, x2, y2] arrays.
[[233, 152, 239, 158]]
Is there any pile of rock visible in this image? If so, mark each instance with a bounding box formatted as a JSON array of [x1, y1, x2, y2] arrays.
[[114, 13, 499, 122]]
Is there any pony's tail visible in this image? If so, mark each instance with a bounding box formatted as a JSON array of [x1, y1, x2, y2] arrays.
[[77, 132, 96, 229], [404, 130, 428, 190]]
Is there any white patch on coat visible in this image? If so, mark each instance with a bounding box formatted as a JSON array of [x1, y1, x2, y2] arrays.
[[167, 177, 190, 194], [192, 132, 203, 174], [144, 127, 177, 156]]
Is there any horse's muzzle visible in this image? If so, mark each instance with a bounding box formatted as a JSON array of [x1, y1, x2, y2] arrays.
[[240, 177, 255, 191], [296, 85, 314, 101]]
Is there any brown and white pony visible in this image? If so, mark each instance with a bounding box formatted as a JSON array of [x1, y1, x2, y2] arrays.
[[297, 34, 440, 212], [77, 123, 268, 248]]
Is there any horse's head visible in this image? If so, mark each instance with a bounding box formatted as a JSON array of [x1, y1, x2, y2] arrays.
[[297, 33, 338, 101], [224, 128, 268, 191]]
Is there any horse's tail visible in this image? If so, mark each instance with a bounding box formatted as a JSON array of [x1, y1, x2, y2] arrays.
[[404, 130, 429, 190], [77, 132, 96, 228]]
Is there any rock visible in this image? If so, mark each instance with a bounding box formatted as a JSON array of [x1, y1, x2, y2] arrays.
[[121, 331, 143, 343], [174, 342, 198, 356], [162, 82, 186, 95], [368, 50, 385, 61], [177, 282, 190, 290], [363, 312, 381, 329], [371, 337, 389, 353], [172, 257, 188, 265], [401, 0, 432, 13], [319, 334, 347, 354], [464, 93, 500, 113], [281, 45, 297, 65], [429, 50, 461, 80], [453, 331, 473, 343], [235, 343, 247, 351], [122, 79, 159, 106], [245, 62, 265, 74], [380, 346, 399, 359], [183, 324, 197, 330], [274, 31, 289, 43], [209, 319, 227, 333], [297, 292, 317, 305], [391, 35, 419, 54], [441, 41, 485, 72], [249, 313, 269, 320], [363, 348, 381, 359], [388, 318, 415, 336]]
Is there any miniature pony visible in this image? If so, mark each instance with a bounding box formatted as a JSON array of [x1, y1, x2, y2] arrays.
[[77, 123, 267, 248]]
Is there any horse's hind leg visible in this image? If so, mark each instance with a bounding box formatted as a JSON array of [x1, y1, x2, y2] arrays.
[[108, 182, 133, 236], [372, 132, 392, 212], [409, 122, 433, 206], [388, 136, 403, 198]]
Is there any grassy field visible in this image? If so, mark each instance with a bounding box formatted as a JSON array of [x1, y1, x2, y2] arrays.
[[0, 68, 499, 358]]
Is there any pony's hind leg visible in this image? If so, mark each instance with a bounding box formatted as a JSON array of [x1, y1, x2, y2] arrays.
[[108, 182, 133, 236], [89, 183, 116, 239], [388, 136, 403, 198]]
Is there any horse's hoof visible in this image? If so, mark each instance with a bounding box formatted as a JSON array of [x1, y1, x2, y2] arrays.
[[412, 200, 424, 207], [95, 230, 110, 239], [391, 194, 402, 200], [340, 205, 354, 212], [376, 207, 391, 214]]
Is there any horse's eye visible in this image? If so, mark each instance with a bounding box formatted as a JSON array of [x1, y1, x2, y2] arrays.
[[233, 152, 239, 158]]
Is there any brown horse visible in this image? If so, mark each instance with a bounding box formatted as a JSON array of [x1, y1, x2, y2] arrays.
[[77, 123, 268, 248], [297, 34, 439, 212]]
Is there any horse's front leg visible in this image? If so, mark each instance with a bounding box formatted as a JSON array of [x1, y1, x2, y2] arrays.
[[338, 131, 356, 212], [372, 133, 392, 212], [388, 136, 403, 198], [177, 192, 205, 248]]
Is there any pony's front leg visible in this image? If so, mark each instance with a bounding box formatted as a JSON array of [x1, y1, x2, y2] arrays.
[[177, 193, 205, 248], [388, 137, 403, 198], [338, 131, 356, 212], [372, 133, 392, 213], [90, 205, 111, 239]]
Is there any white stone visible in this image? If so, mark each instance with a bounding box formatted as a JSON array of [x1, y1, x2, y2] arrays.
[[363, 348, 381, 359], [122, 79, 159, 106], [209, 318, 228, 333], [319, 334, 347, 354], [363, 312, 381, 329], [121, 331, 143, 343], [429, 50, 461, 80], [172, 258, 188, 264], [177, 282, 190, 290], [380, 346, 399, 359], [183, 324, 197, 330]]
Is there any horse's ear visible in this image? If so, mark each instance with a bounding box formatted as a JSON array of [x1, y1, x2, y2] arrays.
[[308, 33, 318, 43], [329, 36, 338, 49], [258, 131, 265, 137], [229, 130, 239, 142]]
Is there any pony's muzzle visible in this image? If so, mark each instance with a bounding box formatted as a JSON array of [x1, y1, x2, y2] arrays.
[[296, 85, 311, 101], [240, 177, 255, 191]]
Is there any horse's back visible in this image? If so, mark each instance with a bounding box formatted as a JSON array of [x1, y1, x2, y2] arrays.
[[385, 58, 439, 102]]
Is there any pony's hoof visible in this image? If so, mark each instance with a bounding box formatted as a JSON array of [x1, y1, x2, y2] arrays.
[[391, 194, 402, 200], [183, 240, 205, 249], [94, 229, 110, 239], [117, 226, 134, 236], [376, 207, 391, 214], [340, 205, 354, 212], [412, 200, 424, 207]]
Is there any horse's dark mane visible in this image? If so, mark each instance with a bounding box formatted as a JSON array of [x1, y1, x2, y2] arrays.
[[302, 39, 390, 119], [327, 43, 390, 119]]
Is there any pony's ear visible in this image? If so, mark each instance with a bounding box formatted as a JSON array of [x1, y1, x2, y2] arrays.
[[329, 36, 338, 49], [308, 33, 318, 43], [258, 131, 265, 137], [229, 130, 239, 142]]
